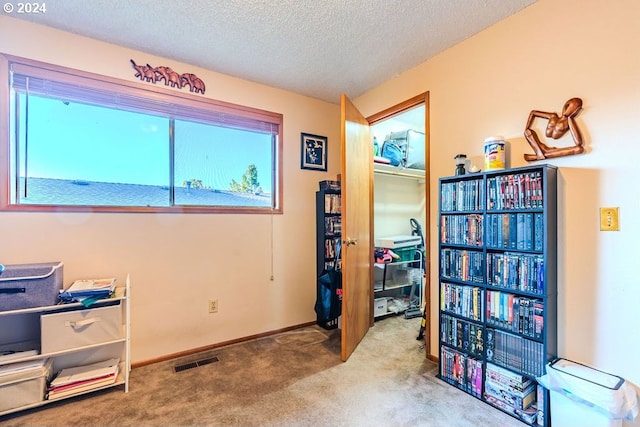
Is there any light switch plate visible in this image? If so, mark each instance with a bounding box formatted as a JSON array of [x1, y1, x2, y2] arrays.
[[600, 207, 620, 231]]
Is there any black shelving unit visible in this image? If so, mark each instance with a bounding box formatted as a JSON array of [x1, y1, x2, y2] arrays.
[[315, 180, 341, 329], [437, 164, 557, 427]]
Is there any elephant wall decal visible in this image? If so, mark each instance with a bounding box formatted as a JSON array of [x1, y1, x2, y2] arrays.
[[130, 59, 206, 95], [154, 65, 182, 89], [130, 59, 157, 83], [180, 73, 206, 95]]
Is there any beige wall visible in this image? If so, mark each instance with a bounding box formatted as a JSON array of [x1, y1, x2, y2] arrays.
[[0, 16, 340, 363], [374, 174, 425, 238], [2, 0, 639, 398], [357, 0, 640, 391]]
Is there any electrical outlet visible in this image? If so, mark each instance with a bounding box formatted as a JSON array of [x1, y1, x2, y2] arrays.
[[208, 299, 219, 313], [600, 207, 620, 231]]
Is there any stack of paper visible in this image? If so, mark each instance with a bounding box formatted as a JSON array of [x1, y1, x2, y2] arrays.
[[0, 349, 39, 364], [47, 358, 119, 400], [58, 278, 117, 303], [0, 340, 40, 364], [0, 358, 47, 376]]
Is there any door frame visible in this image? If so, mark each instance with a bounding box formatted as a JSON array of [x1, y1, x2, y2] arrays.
[[366, 92, 432, 359]]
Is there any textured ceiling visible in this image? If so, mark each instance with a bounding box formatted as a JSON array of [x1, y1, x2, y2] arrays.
[[11, 0, 537, 103]]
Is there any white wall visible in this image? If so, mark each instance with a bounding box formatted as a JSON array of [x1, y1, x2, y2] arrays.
[[374, 174, 425, 238], [357, 0, 640, 400], [372, 109, 427, 240], [0, 16, 341, 363]]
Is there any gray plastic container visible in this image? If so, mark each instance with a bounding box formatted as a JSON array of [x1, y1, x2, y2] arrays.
[[0, 262, 64, 311]]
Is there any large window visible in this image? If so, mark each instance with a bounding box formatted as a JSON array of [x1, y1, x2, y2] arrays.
[[0, 54, 283, 213]]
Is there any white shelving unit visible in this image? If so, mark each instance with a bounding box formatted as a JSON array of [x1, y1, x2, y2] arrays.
[[374, 163, 425, 181], [0, 275, 131, 416], [373, 257, 423, 318], [373, 161, 426, 320]]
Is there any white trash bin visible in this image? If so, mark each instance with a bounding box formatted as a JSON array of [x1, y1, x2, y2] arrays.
[[537, 358, 638, 427]]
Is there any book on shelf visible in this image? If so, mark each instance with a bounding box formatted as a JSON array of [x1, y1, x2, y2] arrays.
[[485, 328, 544, 377], [319, 180, 340, 191], [49, 358, 120, 388], [440, 345, 485, 397], [486, 171, 545, 211], [324, 216, 342, 234], [470, 323, 484, 356], [484, 378, 536, 410], [323, 193, 341, 214], [466, 357, 483, 398], [486, 291, 544, 339], [486, 213, 536, 251], [534, 213, 544, 251], [59, 277, 117, 302], [536, 384, 546, 426], [66, 278, 116, 293], [48, 372, 118, 400], [486, 362, 533, 390], [486, 252, 545, 294], [485, 363, 540, 423], [456, 318, 464, 349]]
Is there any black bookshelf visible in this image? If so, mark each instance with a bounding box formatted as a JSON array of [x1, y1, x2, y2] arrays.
[[437, 165, 557, 427], [315, 180, 342, 329]]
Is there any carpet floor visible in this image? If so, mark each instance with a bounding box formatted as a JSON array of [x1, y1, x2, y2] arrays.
[[0, 316, 523, 426]]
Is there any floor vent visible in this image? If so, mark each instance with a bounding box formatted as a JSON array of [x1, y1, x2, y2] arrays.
[[174, 356, 220, 373]]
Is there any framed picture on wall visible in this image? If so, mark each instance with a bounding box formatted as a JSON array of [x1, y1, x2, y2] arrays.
[[301, 133, 327, 171]]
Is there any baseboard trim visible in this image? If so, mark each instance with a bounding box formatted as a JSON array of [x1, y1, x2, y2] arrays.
[[131, 320, 317, 369]]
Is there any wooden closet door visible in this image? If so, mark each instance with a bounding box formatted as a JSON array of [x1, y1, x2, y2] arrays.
[[340, 94, 373, 361]]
